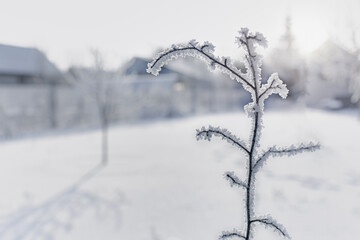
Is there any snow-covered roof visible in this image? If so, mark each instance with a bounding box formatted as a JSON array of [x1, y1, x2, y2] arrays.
[[308, 40, 356, 82], [0, 43, 61, 78], [309, 40, 354, 63], [120, 56, 214, 90], [122, 57, 174, 75]]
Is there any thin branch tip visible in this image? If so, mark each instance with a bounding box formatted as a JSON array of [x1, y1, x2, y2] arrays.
[[220, 230, 246, 239], [224, 171, 247, 189], [254, 142, 321, 171], [251, 218, 290, 238], [196, 126, 249, 154]]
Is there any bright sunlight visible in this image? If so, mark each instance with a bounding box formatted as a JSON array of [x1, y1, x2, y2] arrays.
[[292, 16, 328, 54]]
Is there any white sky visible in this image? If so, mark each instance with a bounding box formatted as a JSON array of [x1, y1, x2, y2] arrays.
[[0, 0, 359, 70]]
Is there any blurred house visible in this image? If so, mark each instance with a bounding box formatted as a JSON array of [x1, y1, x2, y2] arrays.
[[306, 40, 357, 109], [0, 51, 248, 139], [0, 43, 63, 84], [122, 57, 211, 91], [121, 57, 248, 117], [0, 43, 64, 137], [121, 57, 214, 117]]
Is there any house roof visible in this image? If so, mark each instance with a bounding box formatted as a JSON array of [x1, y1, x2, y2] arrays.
[[120, 56, 214, 89], [310, 40, 355, 62], [0, 43, 61, 79], [306, 39, 356, 105], [122, 57, 175, 75]]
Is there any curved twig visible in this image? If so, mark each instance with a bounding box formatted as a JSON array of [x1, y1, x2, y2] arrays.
[[253, 143, 321, 172], [196, 129, 250, 154], [220, 232, 246, 239], [251, 218, 289, 238], [149, 44, 255, 90], [224, 171, 248, 189], [259, 78, 276, 99]]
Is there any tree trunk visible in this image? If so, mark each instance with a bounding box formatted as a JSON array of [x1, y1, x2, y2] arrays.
[[101, 120, 108, 165]]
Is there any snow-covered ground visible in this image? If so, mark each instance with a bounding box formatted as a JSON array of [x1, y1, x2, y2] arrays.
[[0, 109, 359, 240]]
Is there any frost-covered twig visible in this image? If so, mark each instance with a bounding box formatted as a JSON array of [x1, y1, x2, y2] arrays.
[[253, 142, 321, 172], [220, 229, 246, 239], [196, 126, 249, 154], [251, 217, 289, 238], [259, 73, 288, 102], [147, 40, 255, 92], [224, 171, 247, 189]]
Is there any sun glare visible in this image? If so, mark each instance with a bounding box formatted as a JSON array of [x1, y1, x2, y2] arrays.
[[292, 18, 328, 55]]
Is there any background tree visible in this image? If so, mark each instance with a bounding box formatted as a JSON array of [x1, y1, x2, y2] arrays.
[[68, 49, 121, 165], [263, 16, 307, 101]]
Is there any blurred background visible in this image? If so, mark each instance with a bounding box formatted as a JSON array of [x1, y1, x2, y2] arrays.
[[0, 0, 359, 137], [0, 0, 359, 240]]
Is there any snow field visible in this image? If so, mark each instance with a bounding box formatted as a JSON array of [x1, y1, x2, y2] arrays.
[[0, 109, 359, 240]]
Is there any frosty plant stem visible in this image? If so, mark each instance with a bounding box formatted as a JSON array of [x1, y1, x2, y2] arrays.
[[147, 28, 320, 240]]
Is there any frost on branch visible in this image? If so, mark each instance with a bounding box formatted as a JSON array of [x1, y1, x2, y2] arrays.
[[251, 216, 290, 238], [147, 39, 255, 94], [196, 126, 249, 154], [259, 73, 289, 103], [236, 28, 268, 54], [235, 28, 268, 103], [246, 72, 289, 116], [224, 171, 247, 189], [146, 39, 215, 76], [220, 229, 246, 239], [253, 142, 321, 172], [244, 102, 262, 116]]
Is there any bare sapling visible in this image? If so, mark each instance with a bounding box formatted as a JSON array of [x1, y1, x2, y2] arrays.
[[147, 28, 320, 240]]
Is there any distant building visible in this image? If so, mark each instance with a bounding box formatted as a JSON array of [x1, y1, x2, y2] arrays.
[[122, 57, 214, 89], [123, 57, 174, 75], [306, 40, 357, 109], [0, 43, 63, 84], [121, 57, 216, 116]]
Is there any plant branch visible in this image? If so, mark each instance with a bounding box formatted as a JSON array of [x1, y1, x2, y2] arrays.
[[244, 39, 261, 238], [196, 127, 250, 154], [224, 171, 248, 189], [259, 78, 276, 99], [148, 44, 255, 90], [220, 231, 246, 239], [243, 38, 259, 102], [253, 143, 320, 172], [149, 46, 194, 68], [189, 43, 255, 89], [251, 218, 289, 238]]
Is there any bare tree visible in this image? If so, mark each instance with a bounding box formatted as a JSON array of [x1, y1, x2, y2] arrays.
[[69, 50, 121, 165], [264, 16, 307, 101]]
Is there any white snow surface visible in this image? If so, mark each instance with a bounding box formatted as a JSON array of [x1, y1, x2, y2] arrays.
[[0, 109, 359, 240]]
